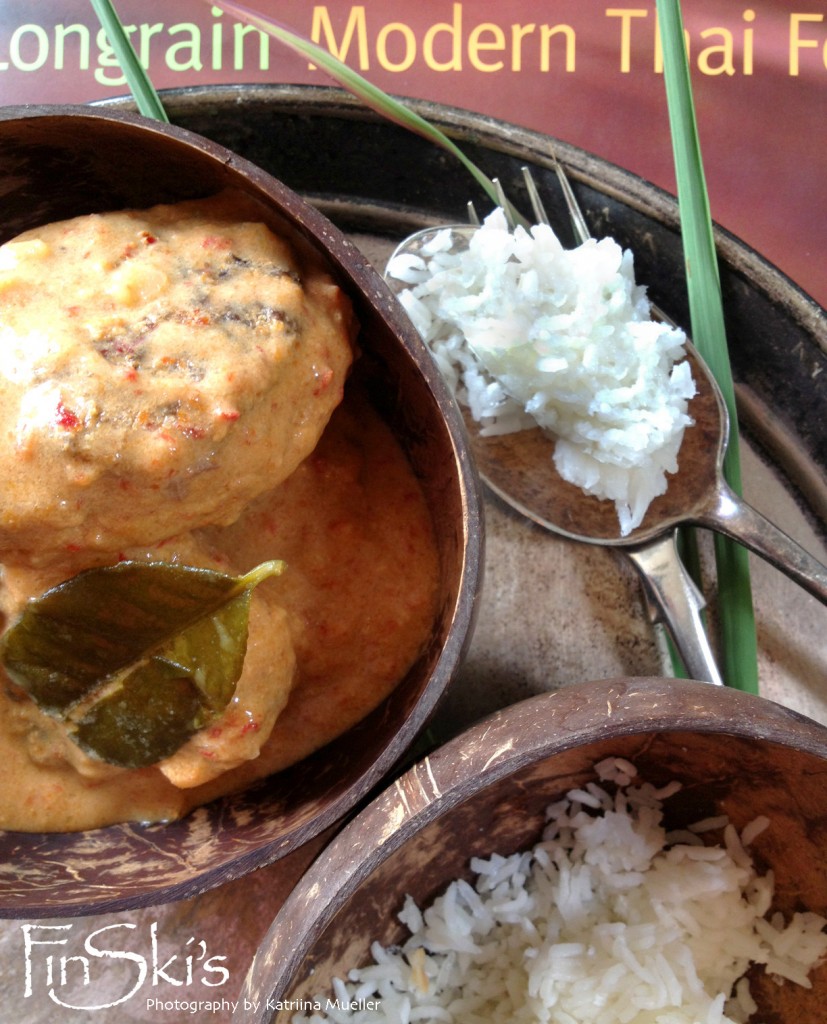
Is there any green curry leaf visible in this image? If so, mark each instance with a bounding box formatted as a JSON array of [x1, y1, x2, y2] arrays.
[[74, 665, 206, 768], [0, 559, 284, 767]]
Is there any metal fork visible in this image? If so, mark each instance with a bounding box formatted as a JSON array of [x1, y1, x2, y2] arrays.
[[468, 164, 723, 685]]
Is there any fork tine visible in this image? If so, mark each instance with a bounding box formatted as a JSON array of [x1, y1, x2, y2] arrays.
[[548, 154, 591, 244], [521, 160, 591, 244], [492, 178, 517, 228], [476, 161, 591, 242], [521, 166, 550, 227]]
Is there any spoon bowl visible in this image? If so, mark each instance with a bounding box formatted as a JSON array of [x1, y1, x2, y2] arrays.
[[464, 344, 723, 547]]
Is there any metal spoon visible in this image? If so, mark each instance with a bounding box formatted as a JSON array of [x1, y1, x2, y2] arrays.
[[385, 223, 827, 685]]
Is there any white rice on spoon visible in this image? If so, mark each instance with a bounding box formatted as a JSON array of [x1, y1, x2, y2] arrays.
[[387, 210, 697, 536], [292, 758, 827, 1024]]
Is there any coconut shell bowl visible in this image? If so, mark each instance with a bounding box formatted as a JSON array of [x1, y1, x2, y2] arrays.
[[0, 105, 483, 917], [239, 678, 827, 1024]]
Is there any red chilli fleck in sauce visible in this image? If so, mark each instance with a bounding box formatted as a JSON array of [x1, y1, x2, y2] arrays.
[[55, 401, 81, 431], [201, 235, 232, 250]]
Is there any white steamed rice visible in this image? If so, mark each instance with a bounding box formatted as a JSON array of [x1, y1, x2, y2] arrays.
[[386, 211, 697, 536], [293, 758, 826, 1024]]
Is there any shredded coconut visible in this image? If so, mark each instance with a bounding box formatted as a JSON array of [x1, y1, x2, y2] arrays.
[[386, 211, 696, 535]]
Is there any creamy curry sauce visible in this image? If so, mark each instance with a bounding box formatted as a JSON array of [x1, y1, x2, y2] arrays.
[[0, 190, 354, 563], [0, 194, 439, 832]]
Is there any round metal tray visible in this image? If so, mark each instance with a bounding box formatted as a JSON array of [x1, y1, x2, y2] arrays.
[[1, 84, 825, 925]]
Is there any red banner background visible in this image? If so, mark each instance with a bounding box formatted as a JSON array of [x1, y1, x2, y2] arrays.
[[0, 0, 824, 307]]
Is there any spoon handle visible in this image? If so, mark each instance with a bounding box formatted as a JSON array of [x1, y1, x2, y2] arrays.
[[704, 483, 827, 604], [626, 533, 724, 686]]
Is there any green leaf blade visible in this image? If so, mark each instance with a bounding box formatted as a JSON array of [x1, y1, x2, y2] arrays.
[[158, 587, 255, 713], [89, 0, 169, 122], [1, 559, 285, 766], [656, 0, 758, 692], [208, 0, 529, 225], [74, 666, 204, 768]]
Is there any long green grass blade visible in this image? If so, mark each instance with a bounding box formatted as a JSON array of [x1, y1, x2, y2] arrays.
[[209, 0, 526, 225], [89, 0, 169, 122], [656, 0, 758, 692]]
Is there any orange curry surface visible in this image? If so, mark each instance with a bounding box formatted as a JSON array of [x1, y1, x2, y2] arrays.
[[0, 194, 439, 831]]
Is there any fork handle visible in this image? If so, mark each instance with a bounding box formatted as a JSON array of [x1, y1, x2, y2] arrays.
[[701, 482, 827, 604], [625, 532, 724, 686]]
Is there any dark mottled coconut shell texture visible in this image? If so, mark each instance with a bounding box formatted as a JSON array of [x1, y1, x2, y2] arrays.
[[240, 678, 827, 1024]]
